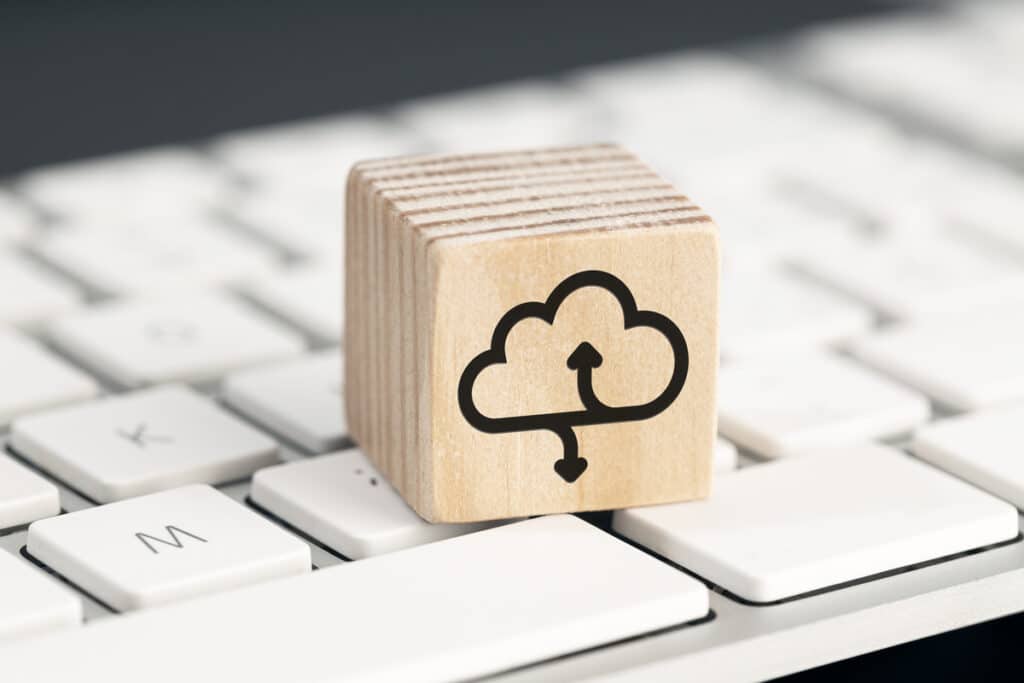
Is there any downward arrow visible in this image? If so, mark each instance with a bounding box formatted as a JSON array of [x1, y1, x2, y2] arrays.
[[551, 427, 587, 483]]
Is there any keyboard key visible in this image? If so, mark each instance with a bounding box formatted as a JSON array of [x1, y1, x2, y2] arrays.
[[849, 307, 1024, 411], [959, 2, 1024, 63], [0, 251, 80, 327], [0, 191, 36, 244], [879, 146, 1024, 244], [251, 451, 499, 558], [799, 16, 1024, 154], [5, 515, 708, 680], [213, 114, 421, 192], [757, 129, 937, 226], [27, 485, 310, 611], [241, 266, 342, 344], [0, 549, 81, 641], [0, 455, 60, 529], [720, 268, 873, 359], [396, 80, 603, 152], [714, 438, 738, 474], [11, 385, 278, 503], [718, 351, 929, 458], [0, 331, 99, 427], [32, 217, 280, 296], [769, 131, 1023, 246], [576, 53, 882, 179], [226, 186, 342, 259], [946, 162, 1024, 257], [683, 161, 869, 266], [46, 292, 306, 387], [222, 351, 345, 453], [794, 234, 1024, 320], [614, 445, 1018, 602], [18, 146, 231, 218], [914, 404, 1024, 509]]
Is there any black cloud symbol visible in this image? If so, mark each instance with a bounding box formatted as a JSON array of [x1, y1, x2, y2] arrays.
[[457, 270, 688, 483]]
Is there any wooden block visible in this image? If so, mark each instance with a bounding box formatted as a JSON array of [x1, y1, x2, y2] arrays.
[[345, 143, 719, 522]]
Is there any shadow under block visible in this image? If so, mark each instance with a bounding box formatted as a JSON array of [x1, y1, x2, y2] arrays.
[[345, 144, 719, 522]]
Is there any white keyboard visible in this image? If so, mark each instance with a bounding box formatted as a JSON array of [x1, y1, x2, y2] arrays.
[[3, 3, 1024, 681]]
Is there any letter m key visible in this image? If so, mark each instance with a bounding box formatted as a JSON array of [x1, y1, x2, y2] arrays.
[[136, 525, 208, 554]]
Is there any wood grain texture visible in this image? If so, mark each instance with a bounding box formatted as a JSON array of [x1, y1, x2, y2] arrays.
[[345, 144, 719, 522]]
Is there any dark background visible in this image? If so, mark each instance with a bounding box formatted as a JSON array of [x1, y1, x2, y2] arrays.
[[1, 1, 1015, 680], [2, 0, 882, 175]]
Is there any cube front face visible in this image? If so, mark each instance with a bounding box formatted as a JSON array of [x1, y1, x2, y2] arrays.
[[426, 225, 718, 522]]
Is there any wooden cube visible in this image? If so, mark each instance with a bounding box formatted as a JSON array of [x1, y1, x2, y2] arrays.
[[345, 143, 719, 522]]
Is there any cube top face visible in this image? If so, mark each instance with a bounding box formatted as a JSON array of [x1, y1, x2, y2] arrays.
[[345, 144, 719, 522]]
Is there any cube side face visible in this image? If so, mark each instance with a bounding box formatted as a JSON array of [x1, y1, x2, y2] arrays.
[[343, 169, 368, 460], [345, 167, 421, 512], [425, 225, 719, 522]]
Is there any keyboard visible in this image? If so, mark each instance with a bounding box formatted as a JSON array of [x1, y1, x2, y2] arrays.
[[3, 2, 1024, 680]]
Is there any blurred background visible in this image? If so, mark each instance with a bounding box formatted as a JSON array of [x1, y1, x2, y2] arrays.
[[2, 1, 1024, 680]]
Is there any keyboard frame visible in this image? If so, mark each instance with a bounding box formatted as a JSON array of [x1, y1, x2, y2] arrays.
[[4, 155, 1024, 682], [4, 6, 1024, 677], [4, 423, 1024, 681]]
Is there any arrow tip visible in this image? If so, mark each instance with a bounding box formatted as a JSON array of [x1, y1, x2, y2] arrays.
[[567, 341, 603, 370], [554, 456, 588, 483]]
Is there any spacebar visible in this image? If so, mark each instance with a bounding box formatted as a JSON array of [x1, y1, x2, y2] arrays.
[[0, 515, 709, 682]]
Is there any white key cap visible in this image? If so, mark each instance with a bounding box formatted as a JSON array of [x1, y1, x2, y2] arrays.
[[799, 16, 1024, 153], [227, 186, 342, 258], [614, 445, 1019, 602], [32, 217, 280, 295], [0, 455, 60, 529], [0, 549, 81, 641], [0, 331, 98, 427], [222, 351, 345, 453], [11, 385, 278, 503], [27, 485, 310, 611], [0, 191, 35, 244], [914, 404, 1024, 509], [720, 268, 873, 360], [849, 307, 1024, 411], [4, 515, 708, 681], [46, 292, 305, 387], [779, 155, 933, 237], [576, 53, 882, 178], [863, 149, 1024, 256], [915, 149, 1024, 238], [396, 80, 603, 152], [0, 251, 80, 327], [213, 114, 420, 192], [18, 147, 231, 218], [959, 2, 1024, 61], [252, 451, 500, 558], [718, 351, 929, 458], [714, 438, 738, 474], [952, 165, 1024, 255], [692, 173, 866, 269], [241, 266, 342, 343], [794, 234, 1024, 320]]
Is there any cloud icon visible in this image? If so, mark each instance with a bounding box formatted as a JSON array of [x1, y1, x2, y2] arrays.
[[458, 270, 688, 483]]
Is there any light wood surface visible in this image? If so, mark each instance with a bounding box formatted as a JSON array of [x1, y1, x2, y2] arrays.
[[346, 144, 719, 522]]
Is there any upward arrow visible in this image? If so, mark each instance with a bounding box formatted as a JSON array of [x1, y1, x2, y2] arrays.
[[567, 341, 602, 371], [567, 341, 605, 412]]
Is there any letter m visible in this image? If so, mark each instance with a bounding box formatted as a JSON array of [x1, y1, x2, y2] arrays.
[[136, 525, 208, 554]]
